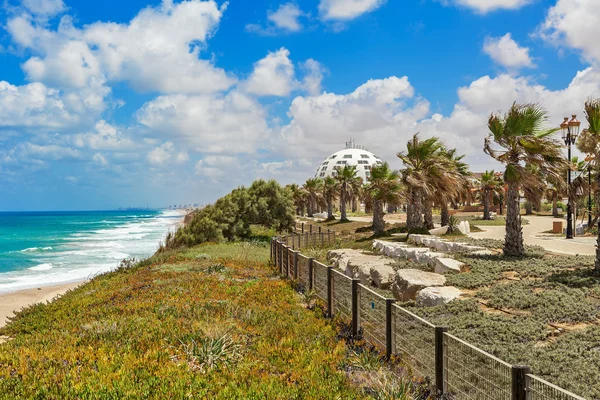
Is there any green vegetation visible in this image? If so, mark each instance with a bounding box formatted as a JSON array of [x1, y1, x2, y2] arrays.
[[168, 180, 294, 248], [0, 242, 375, 399]]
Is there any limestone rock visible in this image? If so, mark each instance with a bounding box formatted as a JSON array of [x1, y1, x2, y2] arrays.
[[370, 264, 396, 289], [391, 269, 446, 301], [470, 250, 496, 256], [434, 258, 464, 274], [429, 226, 449, 236], [328, 249, 364, 270], [457, 221, 470, 235], [416, 286, 462, 307]]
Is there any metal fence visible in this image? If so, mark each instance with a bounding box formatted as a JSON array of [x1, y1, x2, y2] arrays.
[[270, 235, 588, 400]]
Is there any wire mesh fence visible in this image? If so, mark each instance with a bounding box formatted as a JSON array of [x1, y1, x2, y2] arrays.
[[392, 304, 436, 381], [313, 261, 328, 302], [358, 284, 387, 352], [444, 333, 512, 400], [270, 236, 588, 400], [297, 254, 310, 287], [526, 374, 586, 400], [331, 269, 353, 320]]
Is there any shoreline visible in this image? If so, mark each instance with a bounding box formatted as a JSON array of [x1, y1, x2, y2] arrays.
[[0, 281, 84, 330]]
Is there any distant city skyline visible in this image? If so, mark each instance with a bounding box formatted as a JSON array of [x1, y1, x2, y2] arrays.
[[0, 0, 596, 210]]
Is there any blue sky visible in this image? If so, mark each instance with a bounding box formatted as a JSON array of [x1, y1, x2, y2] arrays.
[[0, 0, 599, 210]]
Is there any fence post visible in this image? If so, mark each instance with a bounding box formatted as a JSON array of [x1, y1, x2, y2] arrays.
[[318, 226, 322, 234], [326, 266, 333, 318], [351, 279, 360, 338], [328, 229, 332, 246], [293, 251, 299, 280], [512, 365, 530, 400], [297, 234, 301, 250], [310, 225, 313, 234], [435, 326, 448, 395], [308, 258, 314, 291], [302, 222, 304, 234], [279, 242, 283, 275], [385, 299, 395, 359]]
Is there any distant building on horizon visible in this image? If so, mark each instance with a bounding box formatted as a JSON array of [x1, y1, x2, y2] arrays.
[[314, 139, 385, 182]]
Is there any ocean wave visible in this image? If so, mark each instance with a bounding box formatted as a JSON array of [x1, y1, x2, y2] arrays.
[[28, 263, 53, 271], [19, 246, 53, 253]]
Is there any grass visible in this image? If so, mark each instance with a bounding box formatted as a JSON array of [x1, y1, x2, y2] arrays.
[[0, 241, 381, 399]]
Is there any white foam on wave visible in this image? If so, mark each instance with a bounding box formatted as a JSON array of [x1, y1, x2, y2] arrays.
[[0, 210, 183, 293], [28, 263, 53, 271], [19, 246, 53, 253]]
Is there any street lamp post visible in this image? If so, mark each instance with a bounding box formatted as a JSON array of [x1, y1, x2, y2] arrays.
[[561, 115, 581, 239]]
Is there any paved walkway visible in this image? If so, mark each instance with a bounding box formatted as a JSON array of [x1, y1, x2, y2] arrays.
[[468, 215, 597, 256]]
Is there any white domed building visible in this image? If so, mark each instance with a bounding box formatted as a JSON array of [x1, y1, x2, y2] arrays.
[[315, 139, 384, 182]]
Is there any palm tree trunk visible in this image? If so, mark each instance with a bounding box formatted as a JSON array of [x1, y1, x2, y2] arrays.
[[525, 201, 533, 215], [373, 199, 385, 235], [407, 188, 424, 230], [504, 180, 524, 257], [441, 203, 449, 227], [327, 196, 334, 220], [340, 184, 348, 222], [351, 196, 358, 213], [483, 189, 491, 220], [424, 198, 434, 230], [552, 194, 559, 218], [307, 197, 314, 218]]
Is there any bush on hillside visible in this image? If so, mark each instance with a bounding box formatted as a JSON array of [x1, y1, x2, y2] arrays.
[[166, 180, 294, 248]]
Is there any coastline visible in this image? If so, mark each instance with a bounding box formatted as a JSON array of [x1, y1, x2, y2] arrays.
[[0, 281, 84, 330]]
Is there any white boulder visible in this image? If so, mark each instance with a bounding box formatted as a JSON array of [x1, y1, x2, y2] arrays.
[[416, 287, 462, 307], [370, 264, 396, 289], [429, 226, 449, 236], [391, 269, 446, 301], [434, 258, 464, 274]]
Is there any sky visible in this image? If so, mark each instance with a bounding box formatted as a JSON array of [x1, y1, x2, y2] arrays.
[[0, 0, 599, 210]]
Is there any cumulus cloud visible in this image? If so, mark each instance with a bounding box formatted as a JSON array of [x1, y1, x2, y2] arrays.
[[147, 142, 175, 165], [274, 67, 600, 179], [246, 3, 305, 35], [137, 90, 270, 154], [538, 0, 600, 64], [0, 80, 105, 132], [483, 33, 535, 69], [301, 59, 326, 96], [72, 120, 134, 150], [6, 0, 234, 93], [195, 155, 241, 178], [21, 0, 66, 17], [444, 0, 533, 13], [244, 48, 297, 97], [319, 0, 386, 21]]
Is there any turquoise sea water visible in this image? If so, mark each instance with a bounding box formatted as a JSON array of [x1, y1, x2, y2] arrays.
[[0, 210, 183, 293]]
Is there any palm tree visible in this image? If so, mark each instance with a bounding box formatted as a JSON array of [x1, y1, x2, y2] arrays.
[[438, 148, 470, 227], [576, 100, 600, 270], [484, 103, 566, 257], [398, 134, 457, 231], [478, 171, 502, 220], [322, 176, 338, 221], [368, 162, 402, 235], [335, 165, 361, 222], [287, 183, 307, 216], [303, 178, 323, 218]]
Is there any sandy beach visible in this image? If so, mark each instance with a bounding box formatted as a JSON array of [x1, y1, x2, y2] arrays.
[[0, 281, 83, 330]]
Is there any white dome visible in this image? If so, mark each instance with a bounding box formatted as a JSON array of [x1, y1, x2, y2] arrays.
[[315, 146, 384, 182]]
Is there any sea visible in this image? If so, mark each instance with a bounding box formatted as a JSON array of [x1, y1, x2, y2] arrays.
[[0, 210, 183, 294]]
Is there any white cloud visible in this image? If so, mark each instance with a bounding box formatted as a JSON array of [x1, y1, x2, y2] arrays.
[[0, 80, 104, 131], [72, 120, 134, 150], [538, 0, 600, 64], [195, 155, 240, 177], [137, 90, 269, 154], [7, 0, 234, 93], [21, 0, 66, 17], [244, 48, 297, 97], [446, 0, 532, 13], [268, 3, 304, 32], [483, 33, 535, 69], [301, 59, 326, 96], [147, 142, 175, 165], [319, 0, 386, 21]]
